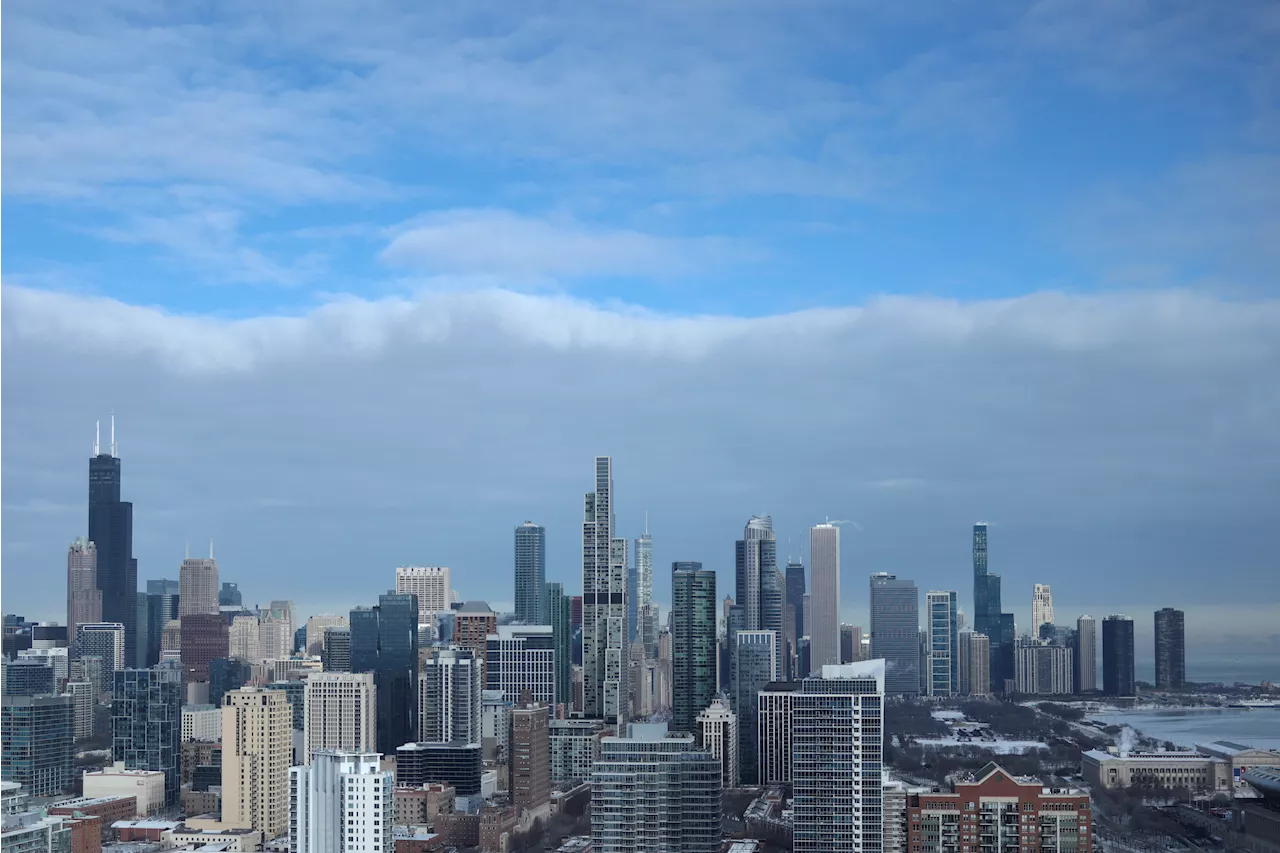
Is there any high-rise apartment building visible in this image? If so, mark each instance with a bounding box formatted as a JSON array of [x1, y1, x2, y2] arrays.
[[304, 672, 377, 762], [4, 661, 54, 697], [549, 718, 608, 790], [258, 616, 293, 661], [926, 591, 958, 697], [592, 723, 722, 853], [1, 695, 75, 797], [697, 697, 739, 789], [290, 749, 393, 853], [544, 582, 573, 708], [229, 614, 261, 663], [582, 456, 628, 724], [757, 682, 800, 785], [509, 700, 550, 811], [514, 524, 547, 624], [792, 661, 886, 853], [75, 622, 125, 672], [1154, 608, 1186, 690], [452, 601, 497, 665], [222, 688, 293, 838], [1032, 584, 1054, 638], [957, 631, 990, 696], [178, 555, 219, 617], [1014, 645, 1074, 696], [635, 522, 655, 656], [395, 567, 452, 624], [64, 680, 96, 740], [485, 626, 557, 708], [808, 523, 840, 670], [88, 420, 139, 667], [66, 538, 101, 642], [322, 628, 351, 672], [180, 613, 228, 684], [671, 563, 717, 739], [1102, 615, 1136, 697], [870, 574, 920, 696], [1074, 616, 1097, 694], [182, 704, 222, 742], [419, 648, 482, 744], [111, 661, 182, 807], [734, 630, 777, 786]]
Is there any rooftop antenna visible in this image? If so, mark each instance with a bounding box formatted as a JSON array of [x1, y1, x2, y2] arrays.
[[209, 539, 215, 560], [644, 510, 649, 536], [110, 411, 117, 458], [93, 420, 100, 456]]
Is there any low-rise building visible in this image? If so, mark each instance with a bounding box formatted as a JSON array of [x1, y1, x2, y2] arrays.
[[82, 763, 166, 816], [1082, 749, 1230, 793], [166, 823, 263, 851], [111, 819, 182, 842], [1, 810, 73, 853], [394, 784, 455, 827], [49, 795, 139, 828], [1196, 741, 1280, 785], [394, 826, 445, 853]]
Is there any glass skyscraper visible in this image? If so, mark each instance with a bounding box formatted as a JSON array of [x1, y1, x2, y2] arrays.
[[350, 591, 420, 754], [544, 581, 572, 707], [514, 522, 547, 624], [1154, 608, 1185, 690], [671, 563, 717, 740], [926, 591, 958, 697], [89, 423, 139, 667], [733, 630, 776, 785], [869, 573, 920, 696], [112, 660, 182, 806], [1102, 614, 1136, 697], [1, 694, 75, 797]]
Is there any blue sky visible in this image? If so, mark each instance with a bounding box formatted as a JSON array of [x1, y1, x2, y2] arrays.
[[3, 1, 1279, 664]]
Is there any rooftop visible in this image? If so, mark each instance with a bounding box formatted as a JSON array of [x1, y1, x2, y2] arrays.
[[1083, 749, 1218, 762], [457, 601, 493, 614]]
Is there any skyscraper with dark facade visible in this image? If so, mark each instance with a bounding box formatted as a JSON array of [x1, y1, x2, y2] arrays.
[[514, 522, 547, 624], [88, 422, 138, 668], [1074, 615, 1097, 693], [671, 563, 717, 740], [1102, 615, 1136, 697], [785, 559, 806, 643], [581, 456, 627, 723], [351, 591, 419, 754], [112, 660, 182, 807], [971, 523, 1015, 693], [1154, 608, 1185, 690], [870, 573, 921, 695], [180, 613, 228, 684], [144, 592, 179, 668], [734, 516, 782, 682], [544, 582, 572, 708]]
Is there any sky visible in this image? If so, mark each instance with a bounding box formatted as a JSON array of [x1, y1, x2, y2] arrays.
[[3, 1, 1279, 665]]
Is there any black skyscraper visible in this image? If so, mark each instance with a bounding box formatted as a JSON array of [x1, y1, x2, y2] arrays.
[[351, 591, 419, 754], [1102, 615, 1136, 697], [1154, 608, 1186, 690], [971, 523, 1014, 693], [89, 424, 138, 666], [785, 560, 806, 641]]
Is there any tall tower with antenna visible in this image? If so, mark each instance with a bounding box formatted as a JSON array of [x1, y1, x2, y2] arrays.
[[89, 415, 139, 665]]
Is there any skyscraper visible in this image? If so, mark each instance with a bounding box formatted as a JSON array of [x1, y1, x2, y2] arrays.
[[926, 591, 958, 697], [88, 419, 138, 667], [957, 630, 990, 696], [870, 574, 920, 696], [178, 554, 219, 617], [697, 698, 739, 789], [582, 456, 627, 723], [635, 519, 655, 656], [514, 523, 547, 624], [143, 592, 178, 668], [222, 688, 293, 839], [1154, 608, 1186, 690], [591, 723, 722, 853], [544, 582, 573, 707], [671, 563, 716, 739], [75, 622, 125, 672], [418, 648, 482, 743], [509, 699, 550, 811], [1074, 615, 1097, 693], [304, 672, 377, 761], [111, 661, 182, 807], [757, 682, 800, 785], [66, 538, 101, 642], [785, 559, 806, 646], [734, 630, 777, 785], [734, 517, 782, 678], [1032, 584, 1055, 637], [1102, 615, 1136, 697], [971, 523, 1014, 693], [394, 567, 451, 624], [1, 695, 75, 797], [808, 523, 840, 670], [350, 592, 419, 755], [792, 661, 885, 853], [180, 613, 228, 684], [485, 626, 557, 708], [290, 749, 393, 853], [219, 582, 242, 607]]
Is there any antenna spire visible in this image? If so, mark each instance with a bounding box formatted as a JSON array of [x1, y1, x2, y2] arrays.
[[94, 420, 100, 456], [110, 412, 117, 457], [209, 539, 215, 560], [644, 510, 649, 535]]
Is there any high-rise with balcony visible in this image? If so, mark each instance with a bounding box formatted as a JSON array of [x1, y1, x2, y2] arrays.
[[290, 749, 393, 853], [222, 688, 293, 838], [1032, 584, 1055, 638], [582, 456, 628, 723], [111, 661, 182, 807], [395, 567, 451, 624], [1, 694, 75, 797], [1102, 615, 1136, 697], [1074, 616, 1097, 693], [1154, 608, 1186, 690], [957, 631, 989, 696], [418, 648, 482, 744], [179, 554, 219, 617], [514, 523, 547, 624], [88, 419, 139, 667], [66, 538, 101, 642], [792, 661, 886, 853], [808, 523, 840, 670], [634, 520, 655, 656], [671, 563, 716, 739], [75, 622, 125, 672], [870, 574, 920, 696], [304, 672, 376, 762], [926, 591, 958, 697]]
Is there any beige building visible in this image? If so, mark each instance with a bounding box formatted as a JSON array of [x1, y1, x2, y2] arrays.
[[179, 556, 220, 617], [304, 672, 377, 763], [229, 615, 261, 664], [1196, 741, 1280, 784], [697, 697, 739, 789], [83, 763, 166, 816], [1082, 749, 1230, 793], [222, 688, 293, 839], [258, 617, 294, 661], [66, 538, 101, 641], [304, 614, 347, 656]]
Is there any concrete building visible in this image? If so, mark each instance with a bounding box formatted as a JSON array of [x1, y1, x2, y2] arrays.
[[322, 627, 352, 672], [1, 694, 75, 797], [394, 782, 455, 827], [18, 647, 70, 684], [549, 719, 608, 790], [1074, 615, 1097, 693], [64, 680, 96, 740], [222, 688, 294, 838], [591, 723, 721, 853], [870, 574, 920, 696], [908, 763, 1091, 853], [807, 523, 840, 671], [1154, 607, 1186, 690], [509, 701, 550, 812], [304, 672, 377, 762], [757, 682, 800, 785], [419, 649, 482, 744], [66, 538, 102, 643], [956, 631, 989, 696], [1032, 584, 1055, 637], [485, 626, 557, 708], [697, 697, 739, 789], [83, 763, 166, 816], [582, 456, 628, 724], [258, 616, 294, 662], [181, 704, 222, 742], [3, 660, 54, 697], [1102, 615, 1136, 697], [304, 614, 347, 657], [792, 661, 885, 853], [75, 623, 125, 673], [396, 567, 452, 624], [178, 556, 220, 617], [1013, 645, 1074, 696], [290, 749, 393, 853], [1196, 741, 1280, 785], [1082, 749, 1230, 793], [453, 602, 498, 668], [0, 810, 73, 853]]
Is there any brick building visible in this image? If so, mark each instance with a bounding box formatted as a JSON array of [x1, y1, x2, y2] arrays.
[[394, 783, 455, 827]]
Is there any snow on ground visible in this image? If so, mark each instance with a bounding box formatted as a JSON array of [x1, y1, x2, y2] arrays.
[[931, 710, 966, 721], [915, 737, 1048, 754]]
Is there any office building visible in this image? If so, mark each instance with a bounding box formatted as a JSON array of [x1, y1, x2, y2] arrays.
[[182, 704, 222, 742], [509, 700, 550, 810], [180, 613, 228, 684], [4, 661, 54, 697], [908, 763, 1092, 853], [419, 648, 482, 744], [453, 601, 497, 664], [513, 524, 547, 625], [304, 614, 347, 657], [926, 591, 958, 697], [840, 624, 863, 664], [549, 719, 608, 790], [221, 688, 293, 838], [178, 555, 219, 617], [1102, 615, 1136, 697], [112, 662, 182, 807], [350, 591, 419, 756], [697, 697, 739, 789], [792, 661, 885, 853], [1032, 584, 1054, 638], [635, 521, 656, 656], [66, 538, 102, 642], [1154, 608, 1186, 690], [322, 627, 351, 672], [228, 614, 260, 663], [671, 563, 717, 738], [1, 695, 75, 796], [735, 516, 782, 678], [395, 567, 451, 624], [485, 625, 557, 708], [144, 578, 178, 596], [758, 682, 800, 785], [582, 455, 628, 723], [1074, 616, 1097, 694], [808, 523, 840, 670], [219, 582, 242, 607], [395, 741, 483, 794], [209, 657, 252, 706], [544, 582, 573, 708], [734, 630, 776, 785], [785, 558, 806, 649], [290, 749, 393, 853], [957, 631, 990, 696], [304, 672, 376, 761], [88, 420, 139, 667], [591, 723, 721, 853], [1014, 645, 1074, 696], [870, 574, 920, 696], [75, 622, 125, 672], [143, 592, 179, 668], [971, 523, 1015, 693]]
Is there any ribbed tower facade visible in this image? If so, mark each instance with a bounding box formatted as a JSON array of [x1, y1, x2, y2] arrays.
[[582, 456, 627, 723], [808, 523, 840, 670], [514, 523, 547, 624], [88, 420, 138, 667]]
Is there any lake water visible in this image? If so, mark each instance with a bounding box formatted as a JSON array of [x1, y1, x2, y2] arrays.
[[1091, 708, 1280, 751]]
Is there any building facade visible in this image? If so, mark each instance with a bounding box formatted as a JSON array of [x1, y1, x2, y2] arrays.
[[956, 631, 990, 696], [870, 574, 920, 696], [290, 749, 393, 853], [757, 682, 799, 785], [395, 742, 483, 795], [88, 427, 139, 667], [734, 630, 777, 786], [1032, 584, 1055, 638], [111, 662, 182, 807], [1074, 615, 1097, 693], [180, 613, 229, 684], [75, 623, 125, 673], [1013, 645, 1074, 696], [178, 556, 219, 617], [514, 524, 547, 624], [807, 523, 840, 671], [671, 564, 717, 739], [926, 591, 958, 697], [1102, 615, 1136, 697], [549, 718, 608, 790], [582, 456, 628, 724], [485, 626, 557, 708], [418, 648, 482, 744], [222, 688, 294, 839], [634, 524, 655, 657], [1, 695, 75, 797], [509, 701, 550, 811], [350, 592, 419, 756], [1083, 749, 1229, 793], [396, 567, 452, 624], [697, 697, 740, 789], [181, 704, 222, 742], [544, 582, 573, 709], [66, 538, 102, 643], [1154, 607, 1186, 690], [304, 672, 377, 762]]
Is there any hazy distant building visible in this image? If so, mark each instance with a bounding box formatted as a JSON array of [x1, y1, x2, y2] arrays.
[[180, 613, 228, 684], [395, 567, 452, 623], [926, 591, 958, 697], [178, 555, 220, 617], [1102, 615, 1136, 697], [972, 523, 1014, 692], [697, 697, 739, 789], [209, 657, 252, 707], [229, 614, 260, 664], [582, 456, 628, 724], [1074, 615, 1097, 693], [219, 582, 242, 607], [1154, 608, 1186, 690], [304, 672, 377, 761], [671, 563, 717, 738], [304, 614, 347, 657], [1032, 584, 1055, 637], [323, 627, 351, 672], [840, 624, 864, 664], [1014, 645, 1074, 696], [66, 538, 102, 642], [514, 523, 547, 624], [808, 523, 840, 670], [870, 574, 920, 695], [634, 522, 656, 656], [957, 631, 990, 696]]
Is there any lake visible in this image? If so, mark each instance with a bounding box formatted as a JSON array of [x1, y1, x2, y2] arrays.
[[1091, 707, 1280, 751]]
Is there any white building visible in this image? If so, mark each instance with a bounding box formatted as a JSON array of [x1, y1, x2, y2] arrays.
[[419, 649, 482, 744], [549, 718, 607, 790], [182, 705, 222, 742], [808, 523, 840, 670], [63, 680, 96, 739], [268, 658, 321, 683], [305, 672, 377, 762], [229, 615, 261, 664], [305, 614, 347, 656], [290, 749, 393, 853], [1032, 584, 1055, 637], [179, 556, 220, 617], [395, 567, 452, 623], [485, 625, 557, 709], [75, 623, 126, 672], [83, 763, 166, 816], [1014, 645, 1074, 695], [697, 697, 739, 789], [257, 618, 293, 661]]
